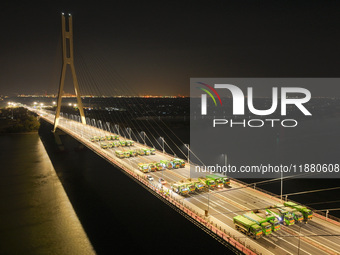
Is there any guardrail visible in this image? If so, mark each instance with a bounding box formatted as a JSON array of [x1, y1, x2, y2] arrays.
[[33, 111, 260, 255], [231, 177, 340, 226], [32, 108, 340, 254]]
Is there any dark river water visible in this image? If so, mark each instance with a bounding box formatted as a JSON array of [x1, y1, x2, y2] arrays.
[[0, 133, 95, 255]]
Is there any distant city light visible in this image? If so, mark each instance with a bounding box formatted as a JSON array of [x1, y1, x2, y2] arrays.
[[68, 103, 72, 106], [52, 101, 56, 105]]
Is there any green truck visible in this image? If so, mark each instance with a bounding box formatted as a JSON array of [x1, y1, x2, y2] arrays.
[[233, 215, 263, 239], [265, 207, 295, 226], [172, 158, 185, 168], [120, 141, 126, 147], [284, 202, 313, 222], [243, 212, 272, 236], [253, 210, 281, 232], [155, 162, 164, 171], [206, 174, 224, 188], [136, 149, 145, 156], [128, 150, 137, 157], [126, 140, 134, 146], [123, 151, 130, 158], [160, 160, 173, 169], [188, 178, 206, 191], [275, 204, 303, 223], [179, 180, 195, 193], [210, 173, 231, 187], [142, 148, 150, 155], [150, 148, 156, 155], [198, 176, 216, 189], [100, 143, 108, 149], [171, 182, 189, 196], [90, 136, 99, 142], [170, 159, 181, 169], [138, 163, 150, 173], [148, 163, 157, 172], [115, 150, 125, 158], [112, 141, 120, 147], [106, 135, 112, 140]]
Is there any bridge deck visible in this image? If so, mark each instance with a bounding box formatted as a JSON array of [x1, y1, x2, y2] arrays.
[[29, 107, 340, 255]]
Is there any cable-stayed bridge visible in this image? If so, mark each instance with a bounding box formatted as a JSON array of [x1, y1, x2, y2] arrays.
[[22, 13, 340, 255]]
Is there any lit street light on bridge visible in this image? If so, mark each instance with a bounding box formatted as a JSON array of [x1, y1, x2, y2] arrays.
[[160, 137, 165, 154]]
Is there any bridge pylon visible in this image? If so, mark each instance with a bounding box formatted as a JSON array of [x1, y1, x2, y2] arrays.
[[53, 13, 86, 132]]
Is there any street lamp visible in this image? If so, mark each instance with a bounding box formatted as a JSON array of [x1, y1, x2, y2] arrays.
[[160, 137, 165, 154], [141, 131, 146, 146], [126, 127, 132, 140], [115, 124, 120, 136], [185, 144, 190, 164]]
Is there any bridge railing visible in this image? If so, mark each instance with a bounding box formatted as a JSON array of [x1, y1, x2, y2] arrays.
[[231, 177, 340, 225]]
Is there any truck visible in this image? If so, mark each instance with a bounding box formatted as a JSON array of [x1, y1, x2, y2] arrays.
[[253, 210, 281, 232], [100, 143, 108, 149], [233, 215, 263, 239], [243, 212, 272, 236], [172, 158, 185, 168], [160, 160, 173, 169], [128, 150, 137, 157], [115, 150, 125, 158], [126, 140, 134, 146], [170, 159, 181, 169], [150, 148, 156, 155], [138, 163, 150, 173], [112, 141, 120, 147], [142, 148, 150, 155], [136, 149, 145, 156], [90, 136, 99, 142], [265, 207, 295, 226], [211, 173, 231, 187], [119, 141, 126, 147], [276, 204, 303, 223], [187, 178, 206, 192], [155, 162, 164, 171], [106, 135, 112, 140], [284, 202, 313, 222], [112, 135, 119, 140], [148, 163, 157, 172], [206, 174, 224, 188], [171, 182, 189, 196], [179, 180, 196, 193], [198, 176, 216, 189], [124, 151, 130, 158]]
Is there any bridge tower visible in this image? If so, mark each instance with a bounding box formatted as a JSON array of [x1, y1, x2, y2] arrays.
[[53, 13, 86, 132]]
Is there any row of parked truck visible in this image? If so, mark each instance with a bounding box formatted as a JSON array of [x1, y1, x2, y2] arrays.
[[170, 174, 231, 195], [90, 135, 120, 142], [138, 158, 186, 173], [233, 202, 313, 239], [115, 147, 156, 158]]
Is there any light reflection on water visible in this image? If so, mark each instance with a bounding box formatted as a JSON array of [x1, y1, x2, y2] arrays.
[[0, 134, 95, 255]]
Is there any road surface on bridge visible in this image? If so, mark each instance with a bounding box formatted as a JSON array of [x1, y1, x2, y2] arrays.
[[29, 107, 340, 255]]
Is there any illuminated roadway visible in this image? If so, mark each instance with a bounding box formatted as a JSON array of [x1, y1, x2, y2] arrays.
[[29, 107, 340, 255]]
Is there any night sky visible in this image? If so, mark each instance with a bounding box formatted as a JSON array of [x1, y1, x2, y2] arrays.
[[1, 1, 340, 96]]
